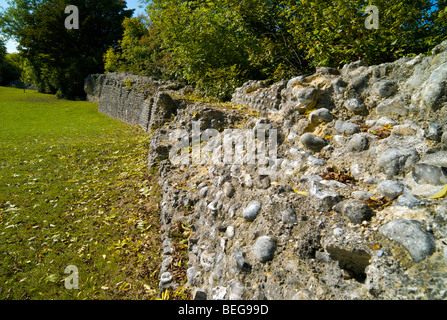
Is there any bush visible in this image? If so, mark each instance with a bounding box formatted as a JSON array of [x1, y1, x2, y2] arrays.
[[0, 61, 20, 85], [0, 41, 21, 85], [287, 0, 444, 68], [104, 17, 176, 81], [141, 0, 445, 100]]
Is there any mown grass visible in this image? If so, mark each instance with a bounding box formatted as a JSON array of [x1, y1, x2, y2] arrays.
[[0, 87, 162, 300]]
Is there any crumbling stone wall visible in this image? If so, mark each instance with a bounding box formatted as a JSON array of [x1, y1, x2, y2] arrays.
[[84, 72, 182, 132], [86, 41, 447, 300]]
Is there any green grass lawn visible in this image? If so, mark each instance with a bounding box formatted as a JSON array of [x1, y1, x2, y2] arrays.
[[0, 87, 163, 300]]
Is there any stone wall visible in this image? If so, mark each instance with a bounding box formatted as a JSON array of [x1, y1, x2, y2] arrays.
[[85, 41, 447, 300], [84, 72, 183, 132]]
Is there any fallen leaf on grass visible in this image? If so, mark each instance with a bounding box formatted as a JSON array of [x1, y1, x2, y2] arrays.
[[45, 274, 57, 283]]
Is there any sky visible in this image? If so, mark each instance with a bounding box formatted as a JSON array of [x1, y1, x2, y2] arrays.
[[0, 0, 147, 53]]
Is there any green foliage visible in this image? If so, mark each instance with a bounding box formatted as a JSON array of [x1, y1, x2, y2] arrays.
[[0, 39, 6, 60], [104, 17, 151, 74], [104, 47, 121, 74], [5, 52, 35, 86], [0, 39, 21, 85], [286, 0, 443, 67], [104, 17, 175, 80], [0, 0, 44, 41], [145, 0, 301, 100], [431, 0, 447, 45], [140, 0, 445, 100], [1, 0, 132, 99]]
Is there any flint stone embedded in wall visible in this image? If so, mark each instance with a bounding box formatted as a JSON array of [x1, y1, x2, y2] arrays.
[[420, 62, 447, 112], [243, 201, 262, 222], [300, 133, 327, 152], [375, 180, 406, 200], [253, 236, 276, 263], [347, 75, 368, 92], [334, 120, 361, 135], [379, 219, 436, 263], [309, 180, 343, 213], [375, 95, 411, 117], [333, 199, 374, 224], [347, 134, 369, 152], [344, 98, 367, 115], [412, 164, 447, 186], [308, 108, 334, 125], [280, 85, 321, 115], [376, 148, 420, 178], [341, 60, 368, 75], [371, 80, 398, 98]]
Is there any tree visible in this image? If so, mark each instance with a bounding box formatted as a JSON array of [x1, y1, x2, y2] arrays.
[[429, 0, 447, 46], [3, 52, 39, 87], [104, 16, 174, 80], [1, 0, 132, 99], [0, 0, 44, 41], [0, 39, 7, 84], [0, 39, 6, 60], [0, 38, 21, 85], [145, 0, 304, 100], [143, 0, 444, 100], [283, 0, 444, 68]]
